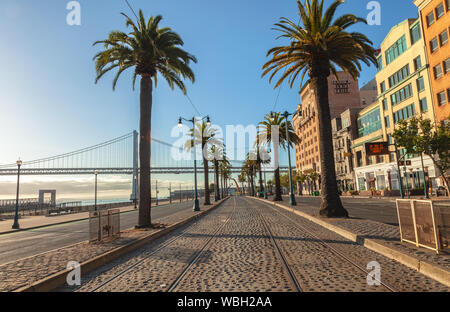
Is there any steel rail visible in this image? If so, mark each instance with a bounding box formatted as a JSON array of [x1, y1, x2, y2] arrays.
[[248, 199, 303, 292], [166, 196, 237, 292]]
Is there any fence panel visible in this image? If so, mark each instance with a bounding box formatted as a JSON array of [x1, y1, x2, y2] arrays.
[[89, 208, 121, 242], [412, 200, 439, 251], [396, 199, 416, 244], [89, 211, 100, 242]]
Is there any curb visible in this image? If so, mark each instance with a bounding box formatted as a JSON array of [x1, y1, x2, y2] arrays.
[[0, 208, 139, 236], [252, 196, 450, 288], [14, 197, 230, 292]]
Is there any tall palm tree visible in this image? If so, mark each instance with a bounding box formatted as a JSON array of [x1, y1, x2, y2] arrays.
[[94, 11, 197, 227], [258, 112, 300, 201], [238, 174, 246, 195], [185, 121, 217, 205], [255, 136, 271, 198], [262, 0, 376, 217], [219, 156, 231, 199], [243, 153, 258, 197], [209, 143, 225, 201]]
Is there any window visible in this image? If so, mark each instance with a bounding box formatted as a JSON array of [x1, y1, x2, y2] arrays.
[[430, 37, 439, 52], [377, 57, 383, 72], [391, 84, 413, 106], [445, 58, 450, 73], [382, 98, 388, 110], [333, 80, 350, 94], [385, 116, 390, 128], [386, 36, 407, 65], [393, 104, 416, 124], [417, 76, 425, 92], [434, 64, 443, 79], [420, 98, 428, 112], [388, 65, 410, 88], [436, 3, 445, 19], [437, 91, 447, 106], [426, 12, 435, 27], [439, 30, 448, 46], [380, 81, 386, 93], [413, 56, 422, 71], [410, 23, 422, 45], [357, 107, 382, 137]]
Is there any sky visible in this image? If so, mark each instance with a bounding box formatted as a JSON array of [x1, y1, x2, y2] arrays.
[[0, 0, 420, 201]]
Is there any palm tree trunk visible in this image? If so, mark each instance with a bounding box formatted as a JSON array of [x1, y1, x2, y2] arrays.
[[312, 74, 348, 217], [273, 167, 282, 201], [258, 167, 264, 198], [214, 160, 220, 201], [220, 170, 224, 199], [137, 76, 152, 227], [203, 156, 211, 205]]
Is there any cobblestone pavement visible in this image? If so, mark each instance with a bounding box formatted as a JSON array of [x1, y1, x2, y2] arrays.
[[0, 203, 214, 292], [277, 196, 450, 271], [59, 196, 448, 292], [252, 198, 448, 292], [58, 199, 236, 292]]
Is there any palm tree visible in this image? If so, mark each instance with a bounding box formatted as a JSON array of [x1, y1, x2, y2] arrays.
[[243, 153, 258, 197], [255, 136, 271, 198], [185, 121, 217, 205], [262, 0, 376, 217], [219, 157, 231, 199], [297, 171, 308, 195], [94, 11, 196, 227], [209, 143, 225, 201], [238, 174, 246, 195], [258, 112, 300, 201]]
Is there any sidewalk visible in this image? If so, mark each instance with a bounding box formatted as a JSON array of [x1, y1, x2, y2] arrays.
[[0, 205, 137, 235], [252, 196, 450, 287]]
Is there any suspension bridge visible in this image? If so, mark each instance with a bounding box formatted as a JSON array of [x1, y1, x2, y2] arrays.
[[0, 130, 289, 177]]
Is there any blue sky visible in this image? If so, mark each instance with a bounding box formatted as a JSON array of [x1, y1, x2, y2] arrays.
[[0, 0, 420, 200]]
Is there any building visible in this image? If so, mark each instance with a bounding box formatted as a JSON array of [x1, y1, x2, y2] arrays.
[[351, 18, 441, 194], [332, 107, 364, 192], [293, 72, 362, 194], [359, 78, 378, 107], [414, 0, 450, 124]]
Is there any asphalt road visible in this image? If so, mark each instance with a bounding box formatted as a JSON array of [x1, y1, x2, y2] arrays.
[[0, 200, 199, 265], [282, 195, 400, 225], [277, 195, 448, 225]]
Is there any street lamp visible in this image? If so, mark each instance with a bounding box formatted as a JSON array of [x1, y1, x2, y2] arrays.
[[12, 159, 22, 229], [272, 110, 299, 206], [94, 170, 99, 212], [178, 115, 211, 211], [133, 175, 137, 209]]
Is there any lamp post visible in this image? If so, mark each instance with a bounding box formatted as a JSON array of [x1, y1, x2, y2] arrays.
[[169, 182, 172, 204], [133, 175, 137, 209], [393, 139, 405, 199], [272, 110, 299, 206], [178, 115, 211, 211], [155, 180, 159, 206], [94, 170, 99, 212], [12, 159, 22, 229]]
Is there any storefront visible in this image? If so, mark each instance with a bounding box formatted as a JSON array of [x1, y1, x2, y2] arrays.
[[354, 155, 440, 194]]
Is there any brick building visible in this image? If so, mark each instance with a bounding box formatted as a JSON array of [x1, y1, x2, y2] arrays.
[[293, 72, 362, 180]]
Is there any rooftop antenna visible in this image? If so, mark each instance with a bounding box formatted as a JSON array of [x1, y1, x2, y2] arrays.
[[125, 0, 139, 20]]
